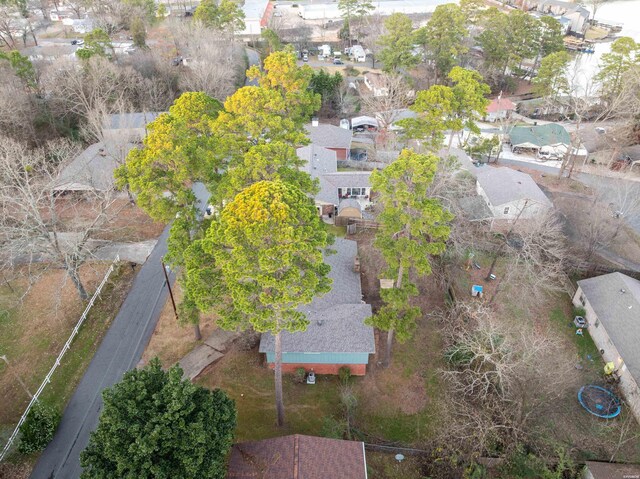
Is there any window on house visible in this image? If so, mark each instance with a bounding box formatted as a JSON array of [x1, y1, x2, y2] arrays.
[[338, 188, 343, 197], [579, 294, 586, 306], [595, 319, 599, 328], [503, 206, 510, 214]]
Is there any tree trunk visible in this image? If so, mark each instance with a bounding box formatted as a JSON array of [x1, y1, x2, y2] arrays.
[[67, 267, 89, 301], [193, 323, 202, 341], [384, 328, 394, 368], [274, 330, 285, 426], [383, 263, 404, 368], [447, 130, 455, 154]]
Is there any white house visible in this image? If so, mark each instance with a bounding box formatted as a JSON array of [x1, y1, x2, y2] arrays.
[[475, 167, 553, 220], [484, 97, 516, 122], [573, 273, 640, 424], [237, 0, 270, 36], [349, 45, 367, 63]]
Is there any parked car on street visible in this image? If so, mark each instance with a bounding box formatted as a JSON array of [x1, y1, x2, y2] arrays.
[[333, 59, 344, 65]]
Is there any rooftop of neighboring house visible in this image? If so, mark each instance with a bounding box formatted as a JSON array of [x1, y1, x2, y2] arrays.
[[509, 123, 571, 148], [439, 147, 478, 177], [105, 112, 163, 130], [577, 273, 640, 383], [305, 122, 352, 150], [54, 140, 135, 192], [242, 0, 270, 20], [296, 146, 371, 206], [298, 144, 338, 181], [476, 167, 553, 208], [227, 435, 367, 479], [486, 97, 516, 113], [259, 237, 375, 355]]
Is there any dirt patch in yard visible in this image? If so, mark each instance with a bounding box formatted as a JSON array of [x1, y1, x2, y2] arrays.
[[141, 283, 218, 368], [54, 196, 166, 243]]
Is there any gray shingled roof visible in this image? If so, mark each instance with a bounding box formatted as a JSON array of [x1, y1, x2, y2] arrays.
[[577, 273, 640, 383], [297, 145, 337, 181], [260, 237, 375, 354], [305, 123, 353, 150], [584, 461, 640, 479], [54, 140, 134, 191], [439, 147, 478, 177], [316, 172, 371, 206], [106, 112, 162, 130], [476, 167, 552, 207]]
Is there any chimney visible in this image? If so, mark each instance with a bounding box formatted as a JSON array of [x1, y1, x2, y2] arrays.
[[311, 117, 319, 127]]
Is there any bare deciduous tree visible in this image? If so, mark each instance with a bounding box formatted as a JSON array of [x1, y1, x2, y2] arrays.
[[359, 73, 413, 132], [0, 136, 122, 300], [440, 301, 571, 454], [169, 20, 244, 101]]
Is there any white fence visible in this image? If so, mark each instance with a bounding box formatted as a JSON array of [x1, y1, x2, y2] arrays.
[[0, 256, 120, 462]]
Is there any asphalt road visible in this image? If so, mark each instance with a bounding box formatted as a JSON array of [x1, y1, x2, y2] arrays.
[[30, 226, 173, 478]]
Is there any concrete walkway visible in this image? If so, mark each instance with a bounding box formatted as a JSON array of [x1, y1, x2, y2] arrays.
[[30, 226, 173, 479], [92, 239, 158, 264], [178, 329, 240, 380]]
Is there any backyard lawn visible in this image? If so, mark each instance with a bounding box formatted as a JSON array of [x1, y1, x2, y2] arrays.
[[195, 295, 447, 447]]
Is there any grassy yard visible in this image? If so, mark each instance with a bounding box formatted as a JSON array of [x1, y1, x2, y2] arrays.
[[0, 263, 136, 473], [195, 296, 447, 449]]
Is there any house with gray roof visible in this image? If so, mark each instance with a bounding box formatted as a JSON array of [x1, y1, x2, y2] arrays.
[[103, 112, 162, 143], [297, 146, 372, 219], [54, 140, 134, 192], [259, 237, 375, 375], [475, 167, 553, 221], [573, 273, 640, 423], [305, 120, 353, 160]]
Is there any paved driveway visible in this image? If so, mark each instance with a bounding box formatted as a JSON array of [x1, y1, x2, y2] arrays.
[[30, 227, 173, 478]]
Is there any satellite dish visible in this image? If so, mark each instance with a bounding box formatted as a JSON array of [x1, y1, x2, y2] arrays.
[[395, 454, 405, 462]]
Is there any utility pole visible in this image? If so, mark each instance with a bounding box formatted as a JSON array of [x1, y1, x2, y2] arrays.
[[161, 261, 178, 321]]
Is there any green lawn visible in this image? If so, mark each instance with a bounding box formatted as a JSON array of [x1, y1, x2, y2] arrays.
[[548, 304, 600, 363], [197, 312, 447, 447]]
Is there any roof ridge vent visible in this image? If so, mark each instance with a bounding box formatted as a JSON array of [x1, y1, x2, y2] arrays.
[[620, 288, 627, 294]]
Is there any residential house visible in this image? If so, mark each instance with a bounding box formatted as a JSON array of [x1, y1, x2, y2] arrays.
[[583, 461, 640, 479], [54, 140, 134, 192], [237, 0, 271, 36], [573, 273, 640, 423], [536, 0, 589, 34], [227, 435, 368, 479], [508, 123, 571, 156], [103, 112, 162, 143], [305, 120, 352, 160], [298, 144, 372, 219], [259, 237, 375, 375], [475, 167, 553, 220], [484, 97, 516, 122]]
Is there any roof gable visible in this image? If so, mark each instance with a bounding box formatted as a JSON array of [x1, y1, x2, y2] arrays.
[[486, 97, 516, 113], [476, 167, 553, 207]]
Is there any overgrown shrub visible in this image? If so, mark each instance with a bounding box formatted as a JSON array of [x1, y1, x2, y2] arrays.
[[294, 367, 306, 383], [18, 402, 61, 454], [338, 366, 351, 383], [573, 306, 586, 318]]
